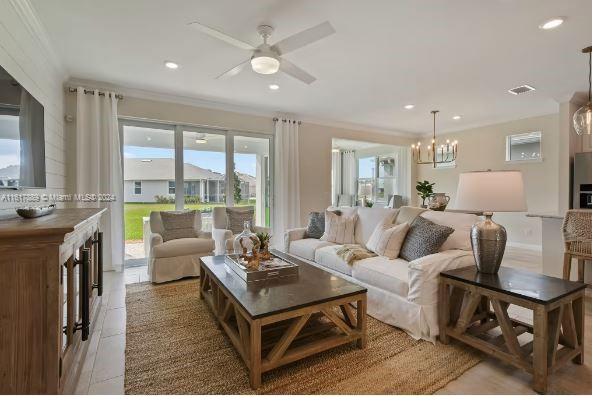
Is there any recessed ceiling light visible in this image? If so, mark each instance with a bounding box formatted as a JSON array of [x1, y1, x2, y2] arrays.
[[195, 138, 207, 144], [452, 115, 462, 120], [539, 18, 564, 30], [146, 137, 152, 141], [404, 104, 415, 110], [164, 61, 179, 69], [269, 84, 280, 90]]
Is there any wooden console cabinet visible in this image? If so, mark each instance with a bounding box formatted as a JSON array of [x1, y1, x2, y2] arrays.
[[0, 208, 106, 394]]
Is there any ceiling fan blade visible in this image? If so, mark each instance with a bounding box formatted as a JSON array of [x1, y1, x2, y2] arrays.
[[272, 21, 335, 55], [188, 21, 256, 50], [216, 59, 250, 79], [280, 59, 316, 84]]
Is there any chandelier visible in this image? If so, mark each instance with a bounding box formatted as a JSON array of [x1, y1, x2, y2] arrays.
[[574, 46, 592, 136], [412, 110, 458, 167]]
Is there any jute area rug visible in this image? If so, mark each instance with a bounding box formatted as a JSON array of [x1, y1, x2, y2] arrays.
[[125, 279, 480, 394]]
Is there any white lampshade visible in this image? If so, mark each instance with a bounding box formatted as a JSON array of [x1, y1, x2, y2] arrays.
[[454, 170, 527, 212]]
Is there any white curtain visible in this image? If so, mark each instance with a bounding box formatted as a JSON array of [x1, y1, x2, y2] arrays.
[[331, 150, 341, 206], [341, 150, 356, 197], [76, 88, 124, 271], [394, 146, 410, 205], [273, 118, 300, 247]]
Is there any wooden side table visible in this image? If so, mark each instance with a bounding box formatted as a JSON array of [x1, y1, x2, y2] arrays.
[[439, 266, 586, 394]]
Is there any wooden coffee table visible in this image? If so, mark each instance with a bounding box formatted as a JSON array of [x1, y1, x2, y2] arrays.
[[439, 266, 586, 393], [199, 250, 367, 389]]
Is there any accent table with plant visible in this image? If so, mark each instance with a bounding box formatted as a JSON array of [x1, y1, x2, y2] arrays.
[[416, 180, 435, 208]]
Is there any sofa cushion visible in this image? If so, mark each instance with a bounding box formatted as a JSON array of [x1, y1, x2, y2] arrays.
[[288, 238, 336, 261], [420, 211, 478, 251], [395, 206, 426, 225], [314, 245, 353, 276], [226, 207, 254, 234], [321, 210, 357, 244], [354, 207, 398, 247], [160, 211, 199, 242], [372, 222, 410, 259], [152, 238, 215, 259], [352, 256, 410, 297], [399, 216, 454, 261], [304, 212, 325, 239]]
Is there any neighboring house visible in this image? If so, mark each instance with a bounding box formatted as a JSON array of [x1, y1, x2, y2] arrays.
[[124, 158, 254, 203]]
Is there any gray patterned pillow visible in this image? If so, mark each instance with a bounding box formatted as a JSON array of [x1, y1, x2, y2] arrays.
[[305, 212, 325, 239], [160, 211, 198, 242], [226, 207, 254, 234], [399, 216, 454, 261]]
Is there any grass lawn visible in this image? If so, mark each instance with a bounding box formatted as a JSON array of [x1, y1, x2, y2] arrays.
[[124, 201, 259, 241]]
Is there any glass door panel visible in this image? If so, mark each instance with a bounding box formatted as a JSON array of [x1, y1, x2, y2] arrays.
[[182, 130, 226, 231], [123, 124, 175, 267], [233, 135, 271, 227]]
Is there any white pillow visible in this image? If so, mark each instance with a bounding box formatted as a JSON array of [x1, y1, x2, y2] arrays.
[[367, 221, 410, 259], [419, 211, 478, 251], [320, 210, 357, 244]]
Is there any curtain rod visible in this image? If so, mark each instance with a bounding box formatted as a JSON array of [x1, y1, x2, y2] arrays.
[[67, 87, 124, 100], [273, 117, 301, 125]]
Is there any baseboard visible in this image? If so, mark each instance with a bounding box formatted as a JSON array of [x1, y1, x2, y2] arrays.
[[506, 241, 542, 252]]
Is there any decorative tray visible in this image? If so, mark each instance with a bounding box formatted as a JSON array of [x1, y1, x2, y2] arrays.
[[224, 253, 298, 283]]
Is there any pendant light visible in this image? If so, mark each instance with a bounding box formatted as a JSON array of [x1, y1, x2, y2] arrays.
[[574, 46, 592, 135], [411, 110, 458, 168]]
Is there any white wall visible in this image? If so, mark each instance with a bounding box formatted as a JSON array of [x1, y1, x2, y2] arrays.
[[0, 1, 67, 213], [123, 180, 170, 203], [417, 113, 560, 248]]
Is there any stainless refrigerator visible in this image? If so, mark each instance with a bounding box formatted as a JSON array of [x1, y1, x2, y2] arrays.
[[573, 152, 592, 209]]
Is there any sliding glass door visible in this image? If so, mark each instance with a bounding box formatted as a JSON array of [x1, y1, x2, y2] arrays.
[[182, 129, 227, 231], [122, 123, 176, 267], [120, 119, 273, 257], [232, 134, 271, 227]]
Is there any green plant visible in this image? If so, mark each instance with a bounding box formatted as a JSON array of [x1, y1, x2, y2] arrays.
[[256, 232, 271, 249], [154, 195, 175, 204], [416, 180, 435, 207], [364, 199, 374, 208], [233, 170, 242, 203]]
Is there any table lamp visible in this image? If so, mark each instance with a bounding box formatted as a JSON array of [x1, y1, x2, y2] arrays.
[[454, 170, 527, 274]]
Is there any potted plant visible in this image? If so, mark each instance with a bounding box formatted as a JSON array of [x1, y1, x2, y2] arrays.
[[256, 232, 271, 253], [416, 180, 435, 208]]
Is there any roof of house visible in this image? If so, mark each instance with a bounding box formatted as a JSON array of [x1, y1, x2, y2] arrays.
[[124, 158, 254, 183]]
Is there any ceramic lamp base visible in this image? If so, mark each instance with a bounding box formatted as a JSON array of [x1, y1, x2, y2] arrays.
[[470, 212, 507, 274]]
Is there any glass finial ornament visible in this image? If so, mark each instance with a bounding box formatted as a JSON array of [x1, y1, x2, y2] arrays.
[[232, 221, 257, 255], [574, 46, 592, 136]]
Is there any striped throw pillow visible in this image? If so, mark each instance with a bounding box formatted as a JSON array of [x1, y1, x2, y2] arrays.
[[320, 210, 357, 244]]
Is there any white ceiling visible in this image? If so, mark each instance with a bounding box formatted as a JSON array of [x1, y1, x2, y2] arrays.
[[33, 0, 592, 135]]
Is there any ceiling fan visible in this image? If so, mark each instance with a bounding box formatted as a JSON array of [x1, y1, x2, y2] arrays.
[[188, 20, 335, 84]]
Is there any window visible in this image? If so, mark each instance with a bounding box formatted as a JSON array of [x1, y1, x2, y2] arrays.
[[435, 150, 456, 168], [134, 181, 142, 195], [168, 181, 175, 194], [506, 131, 542, 162]]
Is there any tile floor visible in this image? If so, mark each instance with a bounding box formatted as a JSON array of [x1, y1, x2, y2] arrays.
[[75, 248, 591, 394]]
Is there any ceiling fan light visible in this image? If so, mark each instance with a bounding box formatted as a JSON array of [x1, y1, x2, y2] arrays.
[[573, 102, 592, 135], [251, 55, 280, 74]]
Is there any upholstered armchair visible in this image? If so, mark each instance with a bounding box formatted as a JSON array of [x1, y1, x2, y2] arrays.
[[147, 210, 215, 283], [212, 206, 271, 254]]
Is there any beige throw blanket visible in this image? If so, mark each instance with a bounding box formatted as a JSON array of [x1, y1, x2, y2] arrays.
[[336, 244, 377, 265]]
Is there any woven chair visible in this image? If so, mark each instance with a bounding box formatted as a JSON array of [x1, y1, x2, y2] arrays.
[[562, 209, 592, 282]]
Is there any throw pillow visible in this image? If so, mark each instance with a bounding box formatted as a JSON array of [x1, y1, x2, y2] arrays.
[[367, 222, 410, 259], [320, 210, 357, 244], [160, 210, 198, 242], [226, 207, 254, 234], [305, 211, 325, 239], [399, 216, 454, 261]]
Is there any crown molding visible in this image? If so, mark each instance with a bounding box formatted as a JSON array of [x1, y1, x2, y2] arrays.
[[8, 0, 68, 80], [66, 77, 418, 138]]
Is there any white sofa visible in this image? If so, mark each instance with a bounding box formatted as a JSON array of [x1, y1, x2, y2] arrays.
[[283, 206, 479, 341], [147, 211, 215, 283]]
